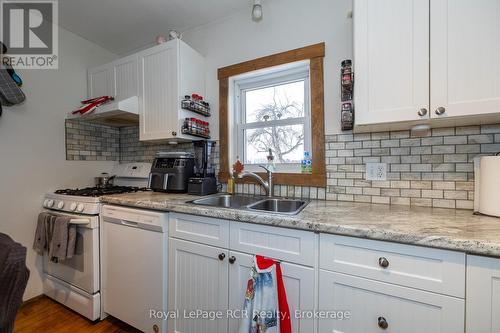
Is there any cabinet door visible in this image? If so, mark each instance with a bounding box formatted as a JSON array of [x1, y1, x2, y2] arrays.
[[228, 251, 315, 333], [168, 238, 228, 333], [88, 64, 114, 98], [319, 271, 464, 333], [466, 255, 500, 333], [431, 0, 500, 119], [138, 41, 178, 141], [354, 0, 430, 125], [113, 54, 138, 101]]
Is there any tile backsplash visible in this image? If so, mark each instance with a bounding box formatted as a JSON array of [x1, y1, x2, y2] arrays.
[[65, 120, 120, 161], [324, 124, 500, 209], [66, 120, 500, 209]]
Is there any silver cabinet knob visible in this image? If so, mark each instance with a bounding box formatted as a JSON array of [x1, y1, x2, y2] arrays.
[[378, 257, 389, 268], [418, 108, 428, 117], [435, 107, 446, 115], [378, 317, 389, 329]]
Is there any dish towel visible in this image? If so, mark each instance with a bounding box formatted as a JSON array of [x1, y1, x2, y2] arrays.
[[49, 216, 76, 262], [239, 255, 291, 333], [33, 213, 77, 262], [33, 212, 49, 254]]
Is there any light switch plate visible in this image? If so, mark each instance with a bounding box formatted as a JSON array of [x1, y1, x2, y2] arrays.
[[365, 163, 387, 181]]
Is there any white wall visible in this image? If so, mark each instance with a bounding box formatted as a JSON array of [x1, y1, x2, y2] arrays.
[[0, 27, 117, 300], [182, 0, 353, 137]]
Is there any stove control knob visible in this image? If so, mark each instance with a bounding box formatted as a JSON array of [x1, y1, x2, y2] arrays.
[[57, 201, 65, 209], [76, 203, 85, 212], [46, 199, 54, 208], [43, 199, 49, 207], [69, 202, 77, 211]]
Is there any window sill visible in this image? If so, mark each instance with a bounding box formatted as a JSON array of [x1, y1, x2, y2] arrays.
[[218, 171, 326, 187]]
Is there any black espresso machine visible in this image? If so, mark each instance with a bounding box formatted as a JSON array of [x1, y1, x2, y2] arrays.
[[188, 140, 218, 195]]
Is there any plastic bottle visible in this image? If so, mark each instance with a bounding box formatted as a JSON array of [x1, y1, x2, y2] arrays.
[[301, 151, 312, 174]]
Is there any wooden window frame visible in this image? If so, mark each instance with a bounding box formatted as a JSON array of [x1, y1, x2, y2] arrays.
[[218, 43, 326, 187]]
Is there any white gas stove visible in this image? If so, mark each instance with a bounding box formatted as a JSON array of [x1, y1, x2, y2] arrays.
[[40, 162, 151, 321]]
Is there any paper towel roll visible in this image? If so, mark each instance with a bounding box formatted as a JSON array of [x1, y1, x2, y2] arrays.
[[478, 156, 500, 217]]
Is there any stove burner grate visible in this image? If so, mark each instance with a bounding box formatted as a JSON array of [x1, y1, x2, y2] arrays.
[[54, 186, 148, 197]]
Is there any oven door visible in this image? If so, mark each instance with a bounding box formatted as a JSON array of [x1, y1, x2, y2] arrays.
[[42, 210, 100, 295]]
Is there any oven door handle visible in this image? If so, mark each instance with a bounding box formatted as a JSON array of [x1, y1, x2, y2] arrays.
[[69, 218, 90, 225]]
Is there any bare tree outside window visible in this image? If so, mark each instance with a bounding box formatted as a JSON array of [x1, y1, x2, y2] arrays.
[[242, 79, 307, 165], [247, 88, 305, 163]]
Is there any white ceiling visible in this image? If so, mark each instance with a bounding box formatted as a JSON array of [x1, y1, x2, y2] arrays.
[[59, 0, 254, 55]]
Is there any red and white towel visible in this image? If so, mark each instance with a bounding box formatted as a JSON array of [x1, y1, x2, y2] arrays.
[[239, 255, 291, 333]]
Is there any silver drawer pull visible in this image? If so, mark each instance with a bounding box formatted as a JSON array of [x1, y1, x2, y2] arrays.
[[378, 257, 389, 268], [378, 316, 388, 329]]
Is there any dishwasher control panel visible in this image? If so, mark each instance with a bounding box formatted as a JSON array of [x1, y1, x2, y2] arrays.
[[101, 205, 168, 232]]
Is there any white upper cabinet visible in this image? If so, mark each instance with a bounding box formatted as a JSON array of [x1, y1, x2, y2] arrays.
[[354, 0, 500, 129], [88, 55, 138, 100], [354, 0, 430, 125], [113, 54, 138, 101], [137, 41, 178, 141], [137, 39, 205, 141], [430, 0, 500, 119], [87, 39, 205, 140], [88, 64, 114, 98]]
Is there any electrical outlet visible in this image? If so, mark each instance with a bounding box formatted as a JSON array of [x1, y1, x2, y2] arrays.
[[365, 163, 387, 181]]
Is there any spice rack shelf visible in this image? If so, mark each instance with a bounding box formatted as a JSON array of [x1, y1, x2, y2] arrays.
[[181, 129, 211, 139], [181, 105, 211, 117], [181, 100, 211, 117]]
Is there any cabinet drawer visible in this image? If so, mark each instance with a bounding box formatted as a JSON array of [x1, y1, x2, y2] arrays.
[[320, 234, 465, 298], [230, 221, 317, 266], [319, 270, 464, 333], [169, 213, 229, 248]]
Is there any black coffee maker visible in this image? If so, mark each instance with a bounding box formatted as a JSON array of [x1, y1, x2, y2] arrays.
[[188, 141, 218, 195]]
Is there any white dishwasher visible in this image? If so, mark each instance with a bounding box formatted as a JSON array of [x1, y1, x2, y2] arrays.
[[101, 205, 168, 333]]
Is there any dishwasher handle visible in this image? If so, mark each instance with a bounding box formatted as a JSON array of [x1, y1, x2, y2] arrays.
[[120, 219, 139, 227]]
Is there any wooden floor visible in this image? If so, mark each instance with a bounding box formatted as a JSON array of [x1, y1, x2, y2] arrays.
[[14, 296, 141, 333]]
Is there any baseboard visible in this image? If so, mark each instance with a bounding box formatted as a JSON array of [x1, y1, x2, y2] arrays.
[[21, 294, 45, 307]]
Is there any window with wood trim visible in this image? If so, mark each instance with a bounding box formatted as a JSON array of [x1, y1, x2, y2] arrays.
[[218, 43, 326, 187], [234, 61, 311, 172]]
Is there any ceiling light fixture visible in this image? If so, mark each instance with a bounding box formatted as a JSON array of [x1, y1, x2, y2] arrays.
[[252, 0, 263, 22]]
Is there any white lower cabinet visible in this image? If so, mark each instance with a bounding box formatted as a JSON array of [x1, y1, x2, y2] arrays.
[[165, 213, 499, 333], [318, 271, 464, 333], [228, 251, 315, 333], [168, 238, 229, 333], [168, 213, 316, 333], [466, 255, 500, 333]]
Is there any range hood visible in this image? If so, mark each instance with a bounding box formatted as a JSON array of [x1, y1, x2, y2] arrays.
[[67, 96, 139, 127]]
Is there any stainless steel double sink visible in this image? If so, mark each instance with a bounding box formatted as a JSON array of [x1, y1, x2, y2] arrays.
[[187, 194, 308, 215]]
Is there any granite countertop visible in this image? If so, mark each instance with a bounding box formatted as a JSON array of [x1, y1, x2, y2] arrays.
[[101, 192, 500, 257]]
